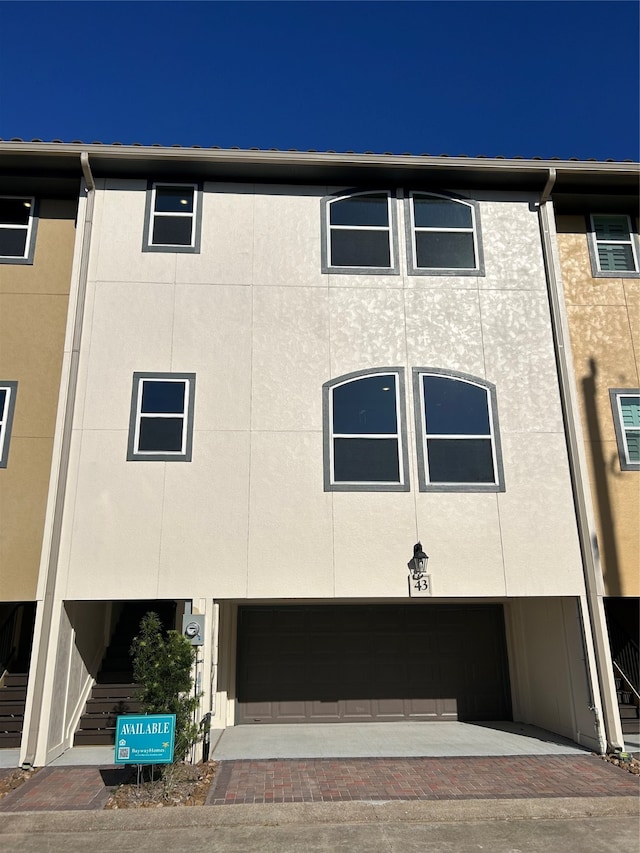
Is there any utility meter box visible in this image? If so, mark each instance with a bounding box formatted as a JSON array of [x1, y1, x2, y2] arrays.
[[182, 613, 205, 646]]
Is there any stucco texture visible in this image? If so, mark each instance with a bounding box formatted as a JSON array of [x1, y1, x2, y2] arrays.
[[556, 217, 639, 597], [0, 203, 75, 600]]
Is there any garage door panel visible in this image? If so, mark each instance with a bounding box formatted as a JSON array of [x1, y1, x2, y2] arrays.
[[237, 605, 511, 724]]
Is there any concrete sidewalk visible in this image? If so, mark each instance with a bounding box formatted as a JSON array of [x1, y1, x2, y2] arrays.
[[0, 799, 639, 853]]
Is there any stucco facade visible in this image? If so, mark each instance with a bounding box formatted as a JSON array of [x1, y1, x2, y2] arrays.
[[0, 144, 636, 765], [556, 215, 639, 598]]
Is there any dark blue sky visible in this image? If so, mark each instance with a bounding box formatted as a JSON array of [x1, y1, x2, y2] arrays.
[[1, 1, 638, 160]]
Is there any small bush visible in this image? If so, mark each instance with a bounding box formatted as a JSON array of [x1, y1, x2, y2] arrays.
[[130, 611, 200, 762]]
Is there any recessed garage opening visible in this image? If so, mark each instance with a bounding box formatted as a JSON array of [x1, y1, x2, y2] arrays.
[[236, 604, 512, 724]]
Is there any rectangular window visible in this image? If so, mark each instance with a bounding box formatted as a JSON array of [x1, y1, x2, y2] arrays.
[[0, 381, 18, 468], [127, 373, 196, 461], [143, 183, 201, 253], [610, 389, 640, 470], [589, 215, 639, 276], [0, 197, 37, 264]]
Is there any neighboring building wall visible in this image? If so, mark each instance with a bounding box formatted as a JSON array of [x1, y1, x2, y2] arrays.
[[54, 181, 584, 603], [556, 215, 640, 598], [0, 199, 76, 601]]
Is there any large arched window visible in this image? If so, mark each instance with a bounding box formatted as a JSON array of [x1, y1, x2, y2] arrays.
[[413, 369, 504, 491], [406, 192, 482, 275], [322, 191, 398, 274], [323, 368, 409, 491]]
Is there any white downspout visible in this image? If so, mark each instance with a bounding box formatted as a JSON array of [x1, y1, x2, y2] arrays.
[[537, 169, 624, 753], [20, 154, 96, 767]]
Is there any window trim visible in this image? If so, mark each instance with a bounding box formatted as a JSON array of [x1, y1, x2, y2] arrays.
[[0, 197, 38, 265], [321, 189, 399, 275], [587, 214, 640, 278], [0, 381, 18, 468], [127, 372, 196, 461], [142, 182, 202, 253], [610, 388, 640, 471], [413, 368, 504, 492], [405, 191, 484, 276], [323, 367, 410, 491]]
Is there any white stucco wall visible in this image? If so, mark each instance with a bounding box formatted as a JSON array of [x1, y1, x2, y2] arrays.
[[56, 180, 584, 602]]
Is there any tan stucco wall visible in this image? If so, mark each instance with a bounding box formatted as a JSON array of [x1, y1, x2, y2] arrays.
[[0, 199, 76, 600], [556, 215, 640, 598]]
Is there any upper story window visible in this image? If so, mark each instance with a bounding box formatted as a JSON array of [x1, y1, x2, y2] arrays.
[[588, 215, 639, 277], [323, 368, 409, 491], [610, 389, 640, 470], [127, 373, 196, 461], [322, 191, 398, 274], [143, 183, 201, 253], [0, 197, 37, 264], [406, 192, 482, 275], [0, 381, 18, 468], [413, 369, 504, 492]]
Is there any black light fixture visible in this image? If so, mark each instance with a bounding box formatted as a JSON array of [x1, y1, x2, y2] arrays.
[[408, 542, 428, 576]]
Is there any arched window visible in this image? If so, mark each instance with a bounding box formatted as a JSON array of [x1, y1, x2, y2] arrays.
[[323, 368, 409, 491], [407, 192, 481, 274], [322, 191, 397, 273], [413, 369, 504, 491]]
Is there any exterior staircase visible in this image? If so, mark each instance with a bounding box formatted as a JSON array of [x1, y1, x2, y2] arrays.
[[74, 601, 176, 746], [0, 672, 28, 749]]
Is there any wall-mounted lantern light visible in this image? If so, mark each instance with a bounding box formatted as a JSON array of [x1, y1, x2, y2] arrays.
[[407, 542, 431, 597], [408, 542, 428, 575]]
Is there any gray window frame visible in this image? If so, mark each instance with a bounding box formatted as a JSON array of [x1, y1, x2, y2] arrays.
[[405, 191, 484, 276], [587, 214, 640, 278], [127, 372, 196, 461], [323, 367, 410, 491], [0, 197, 38, 265], [0, 381, 18, 468], [413, 368, 504, 492], [321, 189, 399, 275], [142, 182, 202, 253], [609, 388, 640, 471]]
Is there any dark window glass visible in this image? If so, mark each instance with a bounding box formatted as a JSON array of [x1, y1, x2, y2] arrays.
[[0, 389, 6, 414], [0, 229, 28, 257], [138, 418, 184, 452], [330, 194, 388, 227], [334, 438, 400, 482], [427, 438, 494, 483], [415, 232, 475, 269], [152, 217, 193, 246], [141, 381, 186, 414], [331, 229, 390, 268], [423, 376, 490, 435], [413, 198, 472, 229], [333, 375, 397, 434], [0, 198, 31, 226], [598, 244, 635, 272], [593, 215, 629, 241], [154, 187, 194, 213]]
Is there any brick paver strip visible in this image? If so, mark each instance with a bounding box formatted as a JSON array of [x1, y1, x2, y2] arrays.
[[0, 766, 129, 812], [206, 756, 640, 805]]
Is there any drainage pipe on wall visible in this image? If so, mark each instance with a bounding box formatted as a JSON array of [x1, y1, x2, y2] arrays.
[[20, 153, 96, 768], [537, 168, 624, 753]]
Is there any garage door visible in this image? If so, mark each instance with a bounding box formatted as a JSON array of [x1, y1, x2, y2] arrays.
[[236, 604, 511, 724]]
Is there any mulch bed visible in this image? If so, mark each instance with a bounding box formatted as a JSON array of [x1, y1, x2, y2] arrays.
[[105, 761, 218, 808], [0, 768, 39, 799]]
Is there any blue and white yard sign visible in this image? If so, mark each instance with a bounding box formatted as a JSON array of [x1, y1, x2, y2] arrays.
[[114, 714, 176, 765]]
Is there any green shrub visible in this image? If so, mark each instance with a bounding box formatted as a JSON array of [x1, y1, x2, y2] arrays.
[[130, 611, 200, 762]]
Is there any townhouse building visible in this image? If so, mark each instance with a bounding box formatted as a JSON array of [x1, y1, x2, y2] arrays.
[[555, 193, 639, 736], [0, 143, 636, 766], [0, 157, 80, 748]]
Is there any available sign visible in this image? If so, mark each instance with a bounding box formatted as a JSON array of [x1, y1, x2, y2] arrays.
[[114, 714, 176, 765]]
